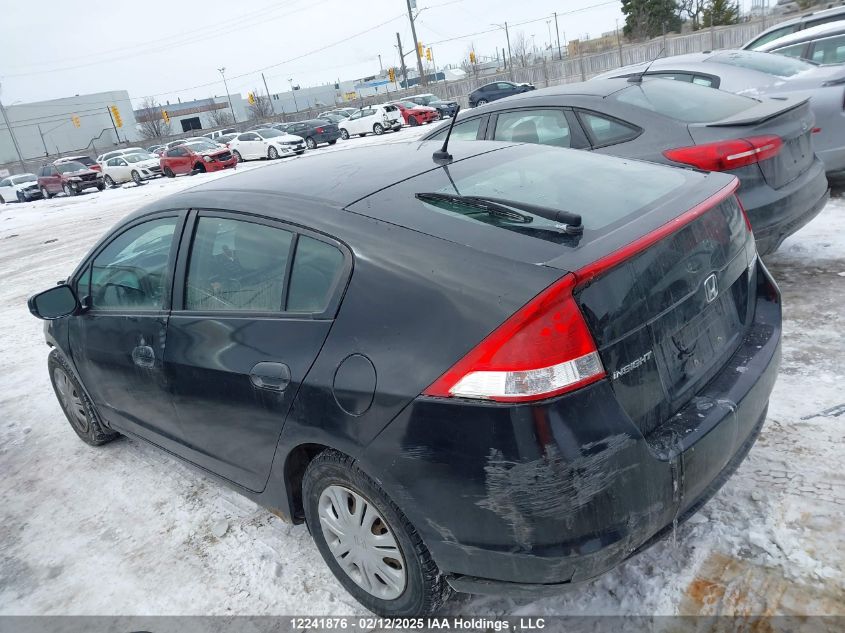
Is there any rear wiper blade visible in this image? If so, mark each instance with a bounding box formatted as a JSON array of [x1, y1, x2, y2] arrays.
[[415, 192, 533, 223], [416, 192, 583, 235]]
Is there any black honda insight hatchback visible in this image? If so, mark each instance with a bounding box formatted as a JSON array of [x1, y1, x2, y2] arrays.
[[29, 140, 781, 616]]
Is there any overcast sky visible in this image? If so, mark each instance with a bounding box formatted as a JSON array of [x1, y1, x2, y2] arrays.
[[2, 0, 753, 107]]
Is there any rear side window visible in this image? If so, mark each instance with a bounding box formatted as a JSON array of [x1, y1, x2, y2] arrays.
[[287, 236, 344, 312], [578, 112, 640, 146], [493, 109, 571, 147], [427, 117, 483, 142], [811, 34, 845, 64], [615, 79, 756, 123], [185, 217, 293, 312]]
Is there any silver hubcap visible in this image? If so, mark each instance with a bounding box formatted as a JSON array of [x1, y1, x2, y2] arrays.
[[53, 368, 89, 433], [318, 485, 406, 600]]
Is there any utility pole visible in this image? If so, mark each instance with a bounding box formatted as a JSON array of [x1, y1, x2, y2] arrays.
[[262, 73, 276, 115], [554, 12, 562, 60], [218, 67, 238, 123], [37, 124, 49, 157], [492, 22, 514, 80], [288, 79, 299, 113], [405, 0, 427, 86], [0, 84, 26, 171], [396, 32, 409, 89], [378, 54, 384, 73], [616, 19, 624, 67]]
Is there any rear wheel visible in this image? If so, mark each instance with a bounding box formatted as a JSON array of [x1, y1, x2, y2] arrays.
[[48, 351, 119, 447], [305, 137, 317, 150], [476, 98, 488, 106], [303, 450, 452, 616], [373, 123, 384, 135], [131, 170, 142, 185], [103, 175, 116, 188], [340, 129, 350, 140], [268, 146, 279, 159], [328, 139, 337, 145], [232, 150, 243, 162], [0, 195, 4, 204]]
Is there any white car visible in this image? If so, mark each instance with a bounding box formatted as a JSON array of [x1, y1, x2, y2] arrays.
[[96, 147, 145, 166], [0, 173, 40, 203], [203, 128, 237, 140], [101, 152, 162, 187], [227, 128, 305, 161], [338, 105, 403, 139]]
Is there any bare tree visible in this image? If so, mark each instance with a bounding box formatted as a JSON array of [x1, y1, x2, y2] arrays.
[[678, 0, 705, 30], [247, 88, 274, 120], [207, 105, 235, 128], [136, 96, 171, 141], [511, 31, 530, 68]]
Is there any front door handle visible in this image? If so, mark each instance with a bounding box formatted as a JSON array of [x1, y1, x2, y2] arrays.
[[249, 362, 291, 392]]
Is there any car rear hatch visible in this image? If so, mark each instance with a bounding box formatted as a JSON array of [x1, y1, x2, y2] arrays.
[[687, 96, 815, 189]]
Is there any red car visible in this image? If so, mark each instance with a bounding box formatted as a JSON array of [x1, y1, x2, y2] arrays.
[[391, 101, 439, 126], [160, 140, 237, 177]]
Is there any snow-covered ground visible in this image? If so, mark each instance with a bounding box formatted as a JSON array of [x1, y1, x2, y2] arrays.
[[0, 128, 843, 616]]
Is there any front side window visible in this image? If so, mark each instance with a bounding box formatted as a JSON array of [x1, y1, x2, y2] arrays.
[[493, 109, 571, 147], [811, 34, 845, 64], [90, 217, 179, 310], [427, 117, 483, 142], [578, 111, 640, 146], [185, 217, 293, 312], [287, 236, 344, 313]]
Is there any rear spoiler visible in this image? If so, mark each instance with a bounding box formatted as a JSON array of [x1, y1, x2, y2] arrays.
[[704, 96, 809, 127]]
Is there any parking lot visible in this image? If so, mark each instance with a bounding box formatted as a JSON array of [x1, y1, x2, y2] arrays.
[[0, 122, 842, 616]]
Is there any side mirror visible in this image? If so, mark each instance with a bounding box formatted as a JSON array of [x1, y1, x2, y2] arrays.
[[28, 284, 79, 320]]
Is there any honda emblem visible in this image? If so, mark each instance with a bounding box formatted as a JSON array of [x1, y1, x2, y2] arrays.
[[704, 274, 719, 303]]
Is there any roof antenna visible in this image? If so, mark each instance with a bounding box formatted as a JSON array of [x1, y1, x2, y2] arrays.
[[628, 47, 665, 83], [432, 105, 461, 164]]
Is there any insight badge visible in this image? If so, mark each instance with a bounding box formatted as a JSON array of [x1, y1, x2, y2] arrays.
[[612, 351, 654, 380]]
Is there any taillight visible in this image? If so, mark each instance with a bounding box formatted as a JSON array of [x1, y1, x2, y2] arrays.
[[423, 274, 605, 403], [316, 127, 324, 134], [663, 135, 782, 171]]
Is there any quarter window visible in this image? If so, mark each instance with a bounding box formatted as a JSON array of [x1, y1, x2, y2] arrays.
[[810, 34, 845, 64], [90, 217, 179, 310], [185, 217, 293, 312], [776, 43, 807, 58], [578, 112, 640, 146], [287, 236, 344, 313], [493, 109, 571, 147]]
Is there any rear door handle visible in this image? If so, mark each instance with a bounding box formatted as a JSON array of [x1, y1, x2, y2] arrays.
[[249, 362, 291, 392]]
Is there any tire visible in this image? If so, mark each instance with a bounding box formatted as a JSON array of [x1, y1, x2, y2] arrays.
[[373, 123, 384, 135], [0, 195, 4, 204], [62, 183, 76, 197], [408, 116, 419, 127], [96, 183, 105, 192], [328, 140, 337, 145], [303, 449, 453, 617], [305, 137, 317, 150], [476, 98, 488, 106], [340, 129, 350, 140], [268, 146, 279, 159], [131, 170, 142, 185], [103, 175, 116, 188], [433, 112, 442, 121], [232, 150, 243, 163], [192, 163, 206, 175], [41, 186, 53, 199], [48, 350, 119, 447], [17, 191, 26, 203], [164, 167, 175, 178]]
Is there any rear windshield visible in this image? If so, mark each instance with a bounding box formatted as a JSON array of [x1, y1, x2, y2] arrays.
[[124, 153, 155, 163], [56, 162, 87, 173], [184, 142, 213, 152], [616, 79, 758, 122], [711, 50, 816, 76]]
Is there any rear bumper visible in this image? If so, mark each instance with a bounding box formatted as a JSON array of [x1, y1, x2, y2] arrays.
[[360, 262, 781, 595], [740, 156, 829, 255]]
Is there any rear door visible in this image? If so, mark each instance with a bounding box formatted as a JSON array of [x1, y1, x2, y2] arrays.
[[164, 209, 350, 491], [46, 165, 62, 193]]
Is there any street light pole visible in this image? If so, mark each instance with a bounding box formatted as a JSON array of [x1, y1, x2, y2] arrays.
[[405, 0, 427, 86], [218, 67, 238, 123], [554, 12, 563, 60], [0, 83, 26, 171], [395, 32, 410, 89], [288, 79, 299, 113], [492, 22, 514, 80]]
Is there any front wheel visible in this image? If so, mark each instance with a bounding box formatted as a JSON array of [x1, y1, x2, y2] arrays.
[[62, 183, 76, 197], [268, 146, 279, 159], [41, 186, 52, 199], [164, 167, 175, 178], [17, 191, 26, 203], [103, 175, 116, 188], [328, 139, 337, 145], [408, 116, 419, 127], [305, 137, 317, 150], [373, 123, 384, 135], [131, 170, 143, 185], [303, 450, 453, 616], [339, 129, 350, 140]]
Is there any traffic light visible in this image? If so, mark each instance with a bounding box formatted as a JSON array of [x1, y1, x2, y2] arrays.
[[110, 105, 123, 128], [162, 110, 170, 124], [71, 115, 81, 128], [469, 51, 476, 64], [248, 92, 255, 105], [417, 41, 424, 57], [388, 67, 395, 83], [426, 47, 432, 61]]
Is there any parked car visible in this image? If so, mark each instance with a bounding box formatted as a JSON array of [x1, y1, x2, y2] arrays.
[[331, 107, 358, 117], [216, 132, 240, 145], [423, 77, 829, 255], [337, 105, 402, 138], [744, 4, 845, 50], [390, 101, 439, 126], [159, 141, 237, 177], [591, 50, 845, 176], [282, 119, 341, 149], [55, 155, 101, 172], [227, 128, 306, 161], [147, 145, 166, 155], [317, 113, 347, 125], [96, 148, 145, 165], [37, 161, 105, 198], [468, 81, 536, 106], [28, 139, 780, 618], [756, 20, 845, 64], [164, 139, 189, 150], [0, 173, 42, 203], [101, 152, 162, 186], [407, 93, 459, 118], [203, 128, 238, 140]]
